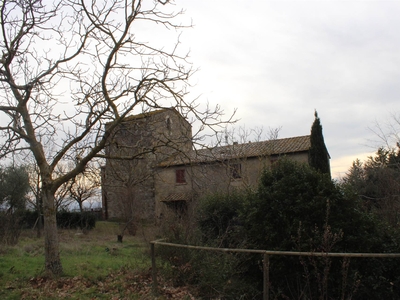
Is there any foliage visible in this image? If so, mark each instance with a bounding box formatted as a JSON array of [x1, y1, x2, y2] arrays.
[[243, 159, 378, 253], [190, 250, 259, 299], [155, 191, 258, 299], [0, 165, 30, 211], [56, 211, 97, 230], [158, 242, 259, 299], [194, 193, 261, 297], [20, 210, 42, 229], [197, 191, 247, 248], [248, 159, 400, 298], [0, 165, 30, 245], [309, 111, 331, 176], [187, 159, 400, 299], [21, 210, 98, 230], [342, 147, 400, 226]]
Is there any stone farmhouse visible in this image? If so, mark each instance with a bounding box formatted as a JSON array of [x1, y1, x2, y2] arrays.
[[101, 108, 327, 223]]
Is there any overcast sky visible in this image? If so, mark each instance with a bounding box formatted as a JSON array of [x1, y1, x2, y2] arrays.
[[170, 0, 400, 178]]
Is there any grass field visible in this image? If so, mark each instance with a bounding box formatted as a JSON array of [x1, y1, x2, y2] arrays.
[[0, 221, 194, 299]]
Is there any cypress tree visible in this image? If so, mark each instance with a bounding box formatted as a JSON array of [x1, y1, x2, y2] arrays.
[[309, 111, 331, 176]]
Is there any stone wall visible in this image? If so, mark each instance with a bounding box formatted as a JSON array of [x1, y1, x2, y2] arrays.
[[102, 109, 193, 221], [101, 109, 314, 224], [154, 151, 309, 220]]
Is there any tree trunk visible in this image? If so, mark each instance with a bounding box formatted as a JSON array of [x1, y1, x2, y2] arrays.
[[36, 196, 43, 239], [36, 215, 42, 239], [42, 189, 63, 276]]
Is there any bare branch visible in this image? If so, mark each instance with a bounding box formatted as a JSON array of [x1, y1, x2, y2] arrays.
[[0, 0, 233, 276]]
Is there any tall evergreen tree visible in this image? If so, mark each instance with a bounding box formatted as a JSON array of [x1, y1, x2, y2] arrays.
[[309, 111, 331, 176], [342, 148, 400, 227]]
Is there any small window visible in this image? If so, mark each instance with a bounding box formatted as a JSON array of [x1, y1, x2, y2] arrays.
[[176, 169, 186, 184], [230, 163, 242, 179], [166, 201, 187, 218], [166, 116, 171, 130]]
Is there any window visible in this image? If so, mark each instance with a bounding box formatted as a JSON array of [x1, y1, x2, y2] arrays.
[[166, 116, 171, 131], [230, 163, 242, 179], [176, 169, 186, 184], [166, 201, 187, 218]]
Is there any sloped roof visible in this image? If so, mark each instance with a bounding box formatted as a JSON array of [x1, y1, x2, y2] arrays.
[[159, 135, 311, 167], [161, 193, 193, 202]]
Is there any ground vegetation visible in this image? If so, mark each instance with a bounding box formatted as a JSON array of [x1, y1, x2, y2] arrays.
[[162, 159, 400, 299], [0, 221, 195, 299]]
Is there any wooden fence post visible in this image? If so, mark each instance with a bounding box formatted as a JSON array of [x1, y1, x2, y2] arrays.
[[263, 252, 269, 300], [151, 242, 158, 296]]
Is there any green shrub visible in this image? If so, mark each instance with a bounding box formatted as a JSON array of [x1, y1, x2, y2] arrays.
[[56, 210, 96, 230], [237, 159, 400, 299], [192, 159, 400, 299], [156, 191, 259, 299], [0, 165, 30, 245], [20, 210, 97, 230], [197, 191, 248, 248], [0, 211, 25, 245], [20, 210, 41, 229]]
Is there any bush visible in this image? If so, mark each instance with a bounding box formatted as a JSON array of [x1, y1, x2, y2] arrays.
[[56, 210, 96, 230], [20, 210, 97, 230], [241, 159, 400, 299], [196, 192, 263, 297], [20, 210, 42, 229], [0, 165, 30, 245], [0, 211, 25, 245], [197, 191, 248, 248], [192, 159, 400, 299], [156, 191, 258, 299]]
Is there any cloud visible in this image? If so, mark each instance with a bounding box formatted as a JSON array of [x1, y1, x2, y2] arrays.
[[176, 0, 400, 176], [331, 151, 374, 180]]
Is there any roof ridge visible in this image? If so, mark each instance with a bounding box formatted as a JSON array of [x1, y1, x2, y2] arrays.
[[203, 134, 311, 151], [159, 135, 311, 167]]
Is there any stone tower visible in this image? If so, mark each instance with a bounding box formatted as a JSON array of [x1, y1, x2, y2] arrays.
[[101, 108, 193, 223]]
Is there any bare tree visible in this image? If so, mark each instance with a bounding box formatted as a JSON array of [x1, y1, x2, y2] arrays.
[[0, 0, 230, 275], [28, 162, 75, 213], [217, 125, 281, 146], [67, 162, 101, 213], [368, 112, 400, 154], [342, 112, 400, 226], [54, 181, 73, 211]]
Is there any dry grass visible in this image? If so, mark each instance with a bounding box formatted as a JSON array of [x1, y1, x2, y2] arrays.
[[0, 221, 195, 299]]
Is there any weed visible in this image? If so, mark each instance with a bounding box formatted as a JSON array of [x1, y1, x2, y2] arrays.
[[0, 221, 157, 299]]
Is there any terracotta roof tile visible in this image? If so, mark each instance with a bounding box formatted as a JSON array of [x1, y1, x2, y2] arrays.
[[161, 193, 192, 202], [159, 135, 311, 167]]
